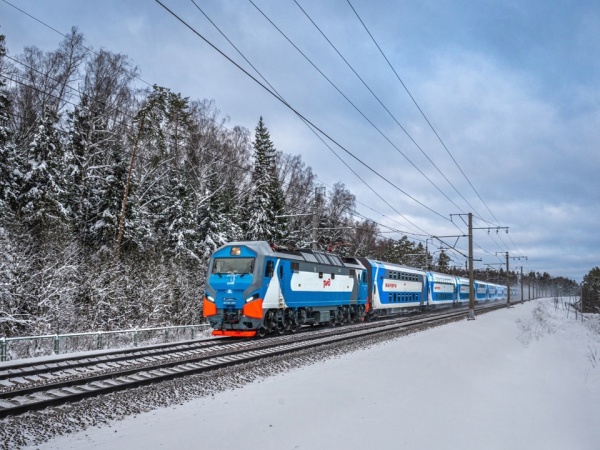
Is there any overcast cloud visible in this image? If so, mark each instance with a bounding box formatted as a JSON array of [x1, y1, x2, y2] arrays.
[[2, 0, 599, 281]]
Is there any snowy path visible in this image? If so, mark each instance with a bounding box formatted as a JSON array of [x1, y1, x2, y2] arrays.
[[28, 298, 600, 450]]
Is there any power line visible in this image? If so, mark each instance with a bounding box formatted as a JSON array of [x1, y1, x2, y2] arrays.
[[4, 0, 512, 267], [246, 0, 466, 214], [243, 0, 475, 243], [4, 73, 503, 268], [1, 0, 154, 91], [154, 0, 450, 222], [346, 0, 504, 229], [188, 0, 430, 238], [294, 0, 479, 216]]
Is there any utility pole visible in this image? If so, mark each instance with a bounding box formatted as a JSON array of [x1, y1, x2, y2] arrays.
[[496, 253, 528, 307], [311, 187, 325, 250], [446, 213, 508, 320], [468, 213, 475, 320], [506, 252, 510, 307], [449, 212, 506, 320], [494, 252, 512, 307], [520, 266, 524, 302]]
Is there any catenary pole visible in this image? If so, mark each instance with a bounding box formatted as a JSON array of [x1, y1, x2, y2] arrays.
[[521, 266, 524, 302], [506, 252, 510, 307], [468, 212, 475, 320]]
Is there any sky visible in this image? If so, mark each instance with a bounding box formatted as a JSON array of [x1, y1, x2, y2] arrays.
[[1, 0, 599, 281], [22, 298, 600, 449]]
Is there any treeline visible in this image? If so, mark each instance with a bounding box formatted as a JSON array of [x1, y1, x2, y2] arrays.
[[0, 31, 584, 337], [0, 30, 429, 337], [582, 267, 600, 313]]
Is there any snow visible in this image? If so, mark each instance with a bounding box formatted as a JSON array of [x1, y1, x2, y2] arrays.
[[27, 298, 600, 450]]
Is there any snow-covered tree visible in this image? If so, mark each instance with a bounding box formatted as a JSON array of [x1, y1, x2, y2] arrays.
[[582, 267, 600, 314], [436, 250, 451, 273], [19, 106, 72, 234], [0, 34, 17, 212], [245, 117, 287, 242]]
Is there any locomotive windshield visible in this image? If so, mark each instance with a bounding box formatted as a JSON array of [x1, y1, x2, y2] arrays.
[[212, 258, 255, 276]]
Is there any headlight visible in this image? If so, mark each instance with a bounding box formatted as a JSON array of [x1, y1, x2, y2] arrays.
[[245, 294, 259, 303], [206, 295, 215, 303]]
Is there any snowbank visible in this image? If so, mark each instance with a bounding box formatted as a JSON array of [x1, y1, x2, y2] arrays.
[[29, 298, 600, 450]]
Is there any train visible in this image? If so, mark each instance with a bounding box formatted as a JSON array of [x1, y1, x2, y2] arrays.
[[202, 241, 514, 337]]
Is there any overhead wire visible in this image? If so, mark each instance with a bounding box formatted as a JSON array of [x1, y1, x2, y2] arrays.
[[154, 0, 450, 222], [3, 0, 478, 242], [188, 0, 429, 237], [293, 0, 479, 217], [1, 0, 153, 91], [246, 0, 467, 215], [4, 0, 516, 269], [346, 0, 505, 230]]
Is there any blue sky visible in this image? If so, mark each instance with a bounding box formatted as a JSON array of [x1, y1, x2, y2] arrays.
[[2, 0, 599, 282]]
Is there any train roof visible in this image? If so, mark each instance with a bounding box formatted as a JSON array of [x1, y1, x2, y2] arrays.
[[218, 241, 364, 269]]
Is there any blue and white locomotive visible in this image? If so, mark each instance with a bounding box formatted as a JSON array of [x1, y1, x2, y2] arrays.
[[203, 241, 508, 337], [203, 241, 367, 337]]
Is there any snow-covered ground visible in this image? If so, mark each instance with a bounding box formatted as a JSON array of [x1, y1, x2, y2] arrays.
[[26, 298, 600, 450]]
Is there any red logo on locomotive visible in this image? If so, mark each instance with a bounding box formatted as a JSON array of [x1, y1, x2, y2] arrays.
[[385, 282, 397, 288], [323, 279, 331, 287]]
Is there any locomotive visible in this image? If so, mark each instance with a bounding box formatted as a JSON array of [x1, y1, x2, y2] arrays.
[[203, 241, 509, 337]]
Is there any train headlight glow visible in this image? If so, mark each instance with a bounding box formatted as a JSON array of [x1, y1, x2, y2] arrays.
[[245, 294, 259, 303], [230, 247, 241, 256], [206, 295, 215, 303]]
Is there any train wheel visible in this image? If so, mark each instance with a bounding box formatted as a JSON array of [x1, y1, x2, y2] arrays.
[[257, 326, 267, 338], [276, 322, 285, 335]]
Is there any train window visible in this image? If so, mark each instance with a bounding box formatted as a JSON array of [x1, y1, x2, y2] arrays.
[[265, 261, 274, 278], [213, 258, 255, 275], [331, 273, 335, 279], [362, 272, 367, 282], [315, 253, 328, 264], [279, 265, 283, 278], [328, 255, 343, 266], [302, 252, 317, 263], [349, 269, 356, 278], [319, 272, 323, 279], [291, 262, 300, 272]]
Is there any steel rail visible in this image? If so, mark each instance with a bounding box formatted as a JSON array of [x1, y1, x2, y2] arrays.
[[0, 302, 507, 419], [0, 337, 230, 380]]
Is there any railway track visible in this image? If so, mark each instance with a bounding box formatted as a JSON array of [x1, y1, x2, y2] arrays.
[[0, 302, 506, 418]]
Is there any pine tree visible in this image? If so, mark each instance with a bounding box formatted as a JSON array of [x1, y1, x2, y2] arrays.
[[270, 167, 288, 243], [19, 106, 72, 234], [582, 267, 600, 313], [0, 35, 24, 336], [198, 170, 228, 260], [219, 177, 243, 242], [436, 250, 450, 272], [245, 117, 287, 242]]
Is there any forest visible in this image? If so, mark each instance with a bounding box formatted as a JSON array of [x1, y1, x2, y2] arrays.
[[0, 31, 582, 338]]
